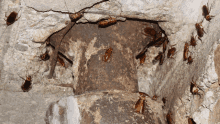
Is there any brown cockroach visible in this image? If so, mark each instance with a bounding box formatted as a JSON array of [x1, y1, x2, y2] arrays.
[[5, 11, 19, 26], [190, 35, 197, 47], [183, 42, 189, 61], [98, 17, 117, 28], [134, 92, 148, 114], [21, 76, 32, 92], [152, 52, 162, 64], [40, 51, 50, 61], [166, 111, 173, 124], [102, 47, 113, 62], [139, 54, 146, 64], [163, 37, 169, 53], [187, 56, 193, 64], [190, 78, 203, 97], [159, 53, 165, 65], [69, 12, 83, 21], [188, 118, 196, 124], [152, 52, 165, 65], [195, 22, 205, 41], [152, 95, 158, 100], [167, 45, 176, 58], [57, 55, 65, 67], [162, 97, 167, 104], [202, 4, 214, 21]]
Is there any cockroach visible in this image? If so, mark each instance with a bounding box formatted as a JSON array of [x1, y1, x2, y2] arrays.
[[69, 12, 83, 21], [162, 97, 166, 104], [159, 53, 165, 65], [183, 42, 189, 61], [190, 35, 197, 47], [134, 92, 148, 114], [142, 27, 157, 41], [166, 111, 173, 124], [5, 11, 19, 26], [152, 95, 158, 100], [98, 17, 117, 28], [139, 54, 146, 64], [190, 78, 203, 97], [188, 118, 196, 124], [167, 45, 176, 58], [152, 52, 162, 64], [134, 96, 145, 114], [102, 47, 113, 62], [21, 76, 32, 92], [163, 37, 169, 53], [57, 56, 65, 67], [195, 22, 205, 41], [152, 52, 165, 65], [40, 51, 50, 61], [187, 56, 193, 64], [202, 4, 214, 21]]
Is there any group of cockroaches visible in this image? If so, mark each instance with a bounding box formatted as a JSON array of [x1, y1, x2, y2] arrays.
[[4, 3, 213, 123], [3, 8, 117, 92], [134, 4, 214, 124]]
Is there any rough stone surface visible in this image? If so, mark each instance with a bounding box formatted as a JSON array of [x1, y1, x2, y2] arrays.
[[45, 91, 165, 124], [1, 0, 220, 123]]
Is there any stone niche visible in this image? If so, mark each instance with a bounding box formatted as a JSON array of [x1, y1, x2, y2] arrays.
[[0, 0, 220, 124]]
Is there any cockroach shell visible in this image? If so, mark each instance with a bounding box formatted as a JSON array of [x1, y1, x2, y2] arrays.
[[69, 12, 83, 21], [102, 47, 113, 62], [98, 18, 117, 27], [6, 11, 18, 26], [98, 20, 108, 27]]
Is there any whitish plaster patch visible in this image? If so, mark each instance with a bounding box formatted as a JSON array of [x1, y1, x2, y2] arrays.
[[67, 96, 81, 124]]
